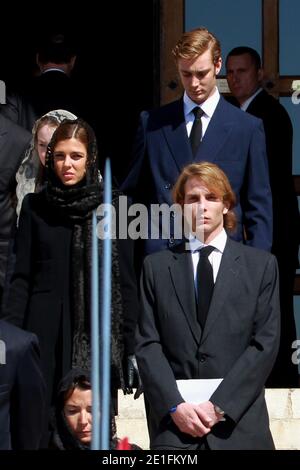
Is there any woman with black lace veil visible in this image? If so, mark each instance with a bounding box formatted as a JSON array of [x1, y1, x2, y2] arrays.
[[1, 110, 77, 307], [15, 109, 77, 219], [1, 118, 140, 446]]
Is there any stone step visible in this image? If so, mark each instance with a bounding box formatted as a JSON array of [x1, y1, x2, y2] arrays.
[[116, 389, 300, 450]]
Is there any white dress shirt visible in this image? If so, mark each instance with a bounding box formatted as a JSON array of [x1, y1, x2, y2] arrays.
[[240, 87, 263, 111], [183, 87, 220, 140], [189, 229, 227, 288]]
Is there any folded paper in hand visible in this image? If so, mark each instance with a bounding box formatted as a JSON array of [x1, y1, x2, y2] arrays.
[[176, 378, 223, 404]]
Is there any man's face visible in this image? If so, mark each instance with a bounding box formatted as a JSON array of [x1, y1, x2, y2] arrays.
[[226, 53, 262, 105], [177, 48, 222, 104], [183, 176, 228, 243]]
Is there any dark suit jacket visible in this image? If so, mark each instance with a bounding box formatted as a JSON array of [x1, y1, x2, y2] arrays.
[[25, 70, 83, 123], [227, 90, 300, 386], [122, 96, 272, 256], [136, 238, 280, 449], [0, 115, 31, 289], [245, 90, 299, 269], [0, 90, 36, 131], [0, 319, 45, 449]]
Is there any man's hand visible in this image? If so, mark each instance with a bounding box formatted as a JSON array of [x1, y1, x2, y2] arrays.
[[124, 355, 143, 399], [196, 401, 224, 427], [170, 402, 212, 438]]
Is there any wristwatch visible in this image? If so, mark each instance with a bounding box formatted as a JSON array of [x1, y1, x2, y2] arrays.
[[214, 405, 225, 416]]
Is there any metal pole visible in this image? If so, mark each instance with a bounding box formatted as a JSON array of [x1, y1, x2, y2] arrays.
[[100, 159, 112, 450], [91, 209, 100, 450]]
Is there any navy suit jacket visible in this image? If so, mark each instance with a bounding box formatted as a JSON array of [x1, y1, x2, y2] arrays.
[[136, 238, 280, 449], [122, 96, 272, 255], [0, 320, 45, 449]]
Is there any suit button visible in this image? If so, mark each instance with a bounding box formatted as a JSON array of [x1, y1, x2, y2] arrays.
[[164, 183, 171, 190], [199, 354, 206, 363]]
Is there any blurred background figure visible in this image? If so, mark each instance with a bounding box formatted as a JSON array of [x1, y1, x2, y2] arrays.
[[0, 319, 45, 449], [0, 88, 35, 131], [0, 115, 30, 306], [0, 32, 83, 132], [226, 47, 300, 387], [15, 109, 77, 218], [26, 32, 82, 124]]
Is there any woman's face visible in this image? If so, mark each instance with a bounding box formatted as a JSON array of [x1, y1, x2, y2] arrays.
[[64, 387, 92, 444], [36, 124, 57, 165], [53, 137, 88, 186]]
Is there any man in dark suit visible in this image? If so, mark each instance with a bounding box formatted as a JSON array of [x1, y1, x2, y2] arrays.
[[0, 115, 31, 305], [0, 319, 45, 449], [136, 162, 280, 450], [226, 46, 300, 387], [0, 89, 36, 131], [0, 33, 82, 132], [22, 32, 82, 129], [122, 27, 272, 259]]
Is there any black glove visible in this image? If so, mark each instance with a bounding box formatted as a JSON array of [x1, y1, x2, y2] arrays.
[[125, 354, 143, 399]]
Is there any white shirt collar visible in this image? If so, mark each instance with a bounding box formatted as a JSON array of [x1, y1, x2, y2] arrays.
[[188, 228, 227, 253], [42, 68, 67, 75], [240, 87, 263, 111], [183, 87, 220, 119]]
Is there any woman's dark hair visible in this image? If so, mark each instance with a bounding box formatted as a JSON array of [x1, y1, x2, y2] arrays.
[[52, 369, 91, 450], [63, 374, 91, 403], [46, 118, 99, 184]]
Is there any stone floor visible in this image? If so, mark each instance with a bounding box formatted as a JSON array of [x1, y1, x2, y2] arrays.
[[116, 388, 300, 450]]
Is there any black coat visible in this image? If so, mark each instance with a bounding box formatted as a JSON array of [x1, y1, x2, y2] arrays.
[[1, 191, 139, 406], [0, 319, 45, 449]]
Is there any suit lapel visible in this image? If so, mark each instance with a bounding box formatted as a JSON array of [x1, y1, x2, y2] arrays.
[[161, 99, 194, 171], [246, 89, 266, 115], [161, 97, 236, 169], [168, 246, 202, 344], [195, 97, 234, 162], [0, 117, 8, 155], [201, 238, 240, 344]]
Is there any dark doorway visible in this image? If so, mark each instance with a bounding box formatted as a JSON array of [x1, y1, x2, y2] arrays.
[[1, 1, 158, 183]]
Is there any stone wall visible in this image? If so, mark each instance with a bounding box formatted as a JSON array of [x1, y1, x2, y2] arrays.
[[116, 389, 300, 450]]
